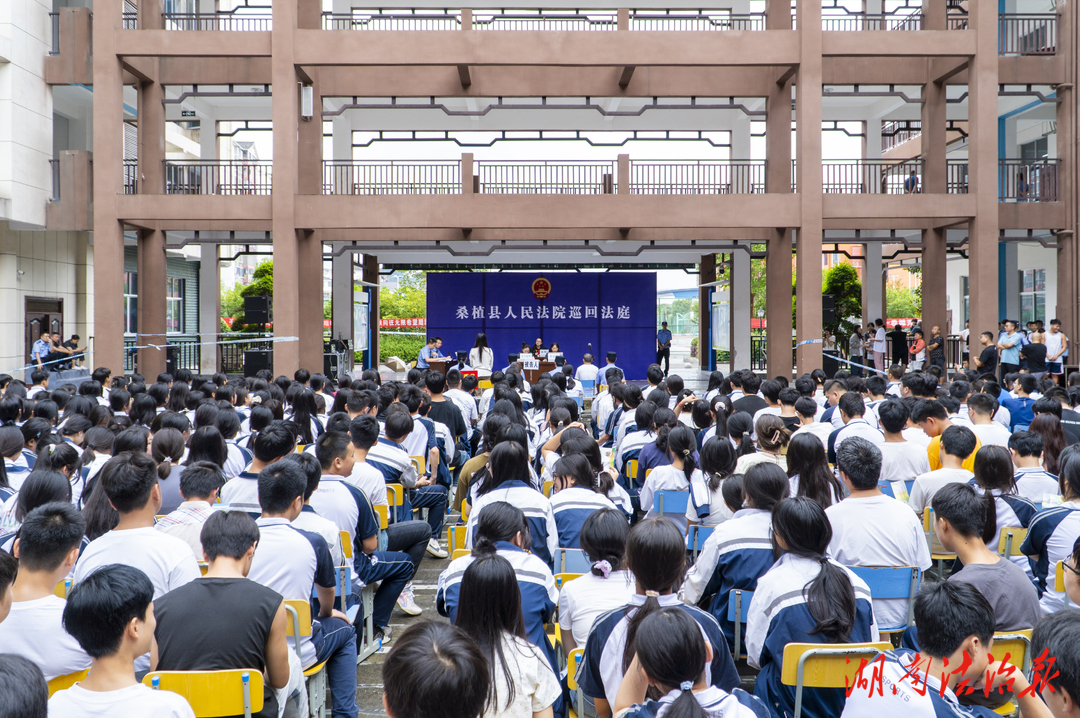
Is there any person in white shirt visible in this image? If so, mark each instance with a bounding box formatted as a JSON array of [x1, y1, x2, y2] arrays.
[[908, 425, 978, 517], [828, 437, 931, 632], [48, 564, 196, 718], [876, 399, 932, 488], [154, 462, 223, 558], [220, 422, 295, 514], [872, 319, 887, 372], [1009, 431, 1063, 504], [790, 397, 833, 450], [468, 333, 495, 377], [285, 452, 346, 567], [826, 391, 884, 464], [346, 414, 390, 509], [640, 425, 705, 534], [967, 393, 1013, 448], [445, 370, 479, 431], [574, 353, 600, 384], [0, 550, 15, 624], [0, 502, 92, 681], [26, 369, 49, 400], [752, 380, 783, 425]]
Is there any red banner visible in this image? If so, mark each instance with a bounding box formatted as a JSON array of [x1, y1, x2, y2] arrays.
[[380, 318, 427, 328]]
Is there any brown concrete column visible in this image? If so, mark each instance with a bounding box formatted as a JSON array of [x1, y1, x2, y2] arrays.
[[921, 228, 947, 339], [795, 0, 823, 373], [136, 229, 167, 378], [698, 254, 715, 370], [462, 153, 474, 194], [272, 0, 301, 373], [764, 0, 791, 30], [766, 229, 794, 379], [967, 0, 1000, 359], [618, 154, 630, 195], [138, 77, 165, 195], [921, 76, 948, 344], [1056, 0, 1078, 344], [922, 79, 946, 195], [363, 255, 380, 366], [922, 0, 946, 31], [767, 81, 792, 196], [138, 0, 162, 29], [92, 0, 125, 373], [296, 66, 325, 375]]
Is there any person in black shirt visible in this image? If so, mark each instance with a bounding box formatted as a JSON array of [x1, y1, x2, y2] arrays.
[[731, 371, 768, 417], [973, 331, 999, 378], [887, 325, 909, 366], [1021, 335, 1048, 374], [424, 371, 467, 444]]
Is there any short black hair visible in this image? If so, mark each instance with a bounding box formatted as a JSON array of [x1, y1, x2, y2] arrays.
[[865, 375, 886, 397], [179, 461, 225, 500], [350, 414, 380, 451], [200, 511, 261, 561], [940, 425, 977, 459], [778, 388, 800, 407], [0, 654, 48, 718], [1016, 374, 1038, 395], [257, 460, 306, 514], [1008, 430, 1043, 458], [100, 451, 159, 513], [967, 393, 997, 418], [760, 380, 782, 404], [0, 551, 17, 595], [425, 371, 447, 395], [382, 621, 489, 718], [876, 399, 908, 434], [16, 502, 85, 572], [912, 580, 994, 660], [1031, 609, 1080, 704], [794, 397, 818, 418], [1033, 396, 1063, 418], [646, 365, 664, 385], [931, 482, 988, 539], [316, 431, 352, 471], [838, 392, 865, 418], [347, 389, 380, 415], [385, 410, 414, 441], [835, 437, 882, 490], [252, 422, 295, 464], [63, 564, 154, 659], [910, 398, 947, 423], [741, 372, 761, 395], [283, 452, 323, 502]]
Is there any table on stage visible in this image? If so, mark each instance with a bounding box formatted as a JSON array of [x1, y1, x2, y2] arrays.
[[427, 357, 454, 375], [523, 361, 557, 385]]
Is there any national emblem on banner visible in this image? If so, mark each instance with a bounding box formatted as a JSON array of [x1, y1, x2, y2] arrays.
[[532, 278, 552, 299]]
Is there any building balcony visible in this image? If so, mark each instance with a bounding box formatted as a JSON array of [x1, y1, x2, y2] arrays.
[[44, 7, 92, 85], [47, 151, 94, 231], [164, 160, 273, 195]]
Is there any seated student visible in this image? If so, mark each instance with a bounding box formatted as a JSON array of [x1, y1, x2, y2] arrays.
[[0, 653, 48, 718], [0, 550, 15, 624], [0, 503, 91, 680], [454, 554, 561, 718], [912, 399, 982, 473], [636, 408, 680, 480], [345, 415, 391, 510], [681, 463, 788, 652], [842, 581, 1035, 718], [152, 511, 291, 718], [220, 422, 294, 514], [970, 445, 1038, 579], [549, 453, 620, 549], [1029, 611, 1080, 718], [245, 461, 360, 718], [581, 519, 740, 718], [286, 452, 345, 567], [877, 399, 932, 486], [1009, 431, 1062, 504], [826, 392, 884, 465], [747, 497, 878, 718], [382, 622, 489, 718], [465, 441, 558, 567], [558, 509, 635, 655], [686, 436, 739, 526], [786, 432, 844, 508], [639, 425, 704, 534], [826, 437, 931, 634], [48, 565, 196, 718], [437, 502, 562, 716], [908, 425, 978, 517], [790, 396, 833, 450], [612, 608, 770, 718], [154, 462, 225, 558], [967, 393, 1013, 448], [613, 403, 656, 489], [1021, 455, 1080, 614]]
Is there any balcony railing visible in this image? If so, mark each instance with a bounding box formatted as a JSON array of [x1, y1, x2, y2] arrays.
[[473, 9, 617, 31], [323, 10, 461, 31], [999, 14, 1058, 56], [323, 8, 768, 31], [163, 12, 272, 31], [48, 13, 60, 54], [164, 160, 272, 195], [629, 160, 766, 194], [822, 11, 924, 31], [124, 160, 138, 195], [475, 160, 615, 194], [999, 159, 1059, 202], [323, 161, 461, 195], [810, 159, 925, 194], [947, 160, 968, 194], [629, 9, 765, 31], [50, 160, 60, 201], [122, 11, 137, 29]]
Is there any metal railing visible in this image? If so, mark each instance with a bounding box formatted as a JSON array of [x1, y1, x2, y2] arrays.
[[629, 9, 765, 31], [629, 160, 766, 194], [999, 14, 1058, 55], [163, 12, 272, 31], [50, 160, 60, 201], [164, 160, 273, 195], [124, 160, 138, 195], [475, 160, 615, 194], [472, 9, 617, 31], [811, 159, 925, 194], [123, 338, 201, 373], [822, 11, 923, 31], [999, 159, 1059, 202], [881, 121, 921, 152], [122, 11, 138, 29], [49, 12, 60, 54], [323, 10, 461, 31], [220, 337, 274, 374], [322, 160, 461, 195], [749, 334, 767, 372], [946, 160, 968, 194]]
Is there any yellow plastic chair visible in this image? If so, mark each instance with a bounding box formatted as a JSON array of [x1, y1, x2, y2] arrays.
[[48, 668, 88, 697], [198, 562, 209, 576], [479, 379, 493, 392], [410, 456, 427, 476], [386, 484, 405, 524], [922, 508, 957, 576], [340, 526, 380, 664], [626, 459, 639, 484], [451, 548, 471, 560], [780, 642, 892, 718], [567, 648, 585, 718], [997, 526, 1028, 557], [542, 480, 554, 498], [990, 629, 1034, 716], [54, 579, 70, 598], [554, 572, 582, 590], [448, 524, 467, 552], [284, 600, 328, 718], [645, 468, 653, 479], [1056, 560, 1072, 608], [143, 669, 263, 718]]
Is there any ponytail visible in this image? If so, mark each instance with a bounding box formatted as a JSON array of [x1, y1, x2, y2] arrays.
[[580, 508, 629, 578], [621, 519, 686, 672], [980, 491, 997, 546], [472, 501, 530, 556], [727, 412, 756, 458], [633, 608, 711, 718], [158, 458, 173, 481], [150, 428, 185, 481], [667, 425, 697, 484], [652, 408, 678, 454]]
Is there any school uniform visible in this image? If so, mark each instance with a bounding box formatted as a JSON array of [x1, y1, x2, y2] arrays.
[[1012, 466, 1061, 505], [367, 437, 448, 533], [616, 429, 654, 498], [680, 508, 776, 651], [613, 411, 638, 455], [618, 686, 771, 718], [223, 441, 253, 480], [3, 460, 30, 491], [0, 595, 91, 681], [970, 484, 1037, 580], [908, 468, 974, 518], [636, 440, 673, 479], [579, 593, 740, 709], [466, 481, 558, 566], [549, 486, 620, 549], [790, 421, 834, 451], [219, 470, 262, 516], [293, 504, 346, 567], [49, 683, 195, 718], [639, 465, 702, 535], [826, 418, 884, 464], [747, 554, 878, 718], [819, 404, 846, 430], [1020, 501, 1080, 613], [558, 570, 636, 649]]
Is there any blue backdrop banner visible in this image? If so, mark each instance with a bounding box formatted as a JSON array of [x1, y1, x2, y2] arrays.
[[426, 272, 658, 379]]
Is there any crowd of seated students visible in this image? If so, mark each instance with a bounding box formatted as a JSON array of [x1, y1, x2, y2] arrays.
[[5, 360, 1080, 718]]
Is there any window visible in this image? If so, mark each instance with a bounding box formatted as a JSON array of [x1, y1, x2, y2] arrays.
[[1021, 137, 1049, 161], [1020, 269, 1046, 327], [124, 272, 138, 335], [960, 276, 969, 324], [166, 277, 185, 334]]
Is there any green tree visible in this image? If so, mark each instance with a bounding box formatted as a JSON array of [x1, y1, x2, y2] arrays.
[[241, 260, 274, 298], [887, 280, 921, 318], [822, 262, 862, 338], [378, 271, 428, 363], [220, 282, 245, 332]]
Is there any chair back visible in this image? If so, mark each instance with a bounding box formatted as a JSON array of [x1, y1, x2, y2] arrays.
[[53, 579, 70, 599], [998, 527, 1028, 557], [198, 562, 209, 576], [144, 669, 264, 718], [284, 600, 313, 638], [542, 480, 554, 498], [725, 589, 753, 659], [992, 630, 1033, 673], [567, 648, 584, 691], [47, 669, 88, 697], [580, 379, 595, 397], [386, 484, 404, 507], [780, 642, 892, 718], [410, 456, 427, 475], [655, 490, 690, 519], [555, 572, 583, 590], [687, 525, 714, 559], [1056, 561, 1071, 608], [553, 548, 592, 574], [846, 566, 920, 631], [449, 524, 467, 551], [626, 459, 639, 484], [922, 508, 956, 559], [451, 548, 471, 560]]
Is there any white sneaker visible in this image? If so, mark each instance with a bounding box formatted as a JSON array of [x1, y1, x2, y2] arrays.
[[426, 537, 448, 558], [396, 583, 422, 616]]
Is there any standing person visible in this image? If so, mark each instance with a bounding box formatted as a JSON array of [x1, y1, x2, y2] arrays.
[[908, 329, 927, 370], [926, 325, 946, 374], [973, 331, 1000, 378], [1046, 318, 1069, 382], [998, 320, 1023, 380], [655, 322, 672, 377], [1022, 332, 1049, 375], [888, 324, 909, 368], [873, 319, 887, 373], [960, 320, 970, 368], [848, 326, 865, 377], [469, 333, 494, 377]]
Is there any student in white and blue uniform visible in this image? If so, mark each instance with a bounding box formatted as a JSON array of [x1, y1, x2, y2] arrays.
[[613, 607, 770, 718], [638, 425, 705, 535], [681, 462, 788, 652], [969, 445, 1038, 579], [366, 409, 449, 535], [220, 422, 295, 517], [841, 581, 1006, 718], [1020, 455, 1080, 613], [1, 428, 31, 492], [548, 453, 621, 549], [580, 518, 740, 718], [437, 501, 562, 715], [465, 440, 558, 567], [614, 403, 656, 498], [747, 496, 878, 718], [215, 409, 252, 480], [1008, 431, 1062, 504]]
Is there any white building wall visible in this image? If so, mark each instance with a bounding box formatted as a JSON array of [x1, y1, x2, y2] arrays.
[[945, 243, 1059, 335]]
